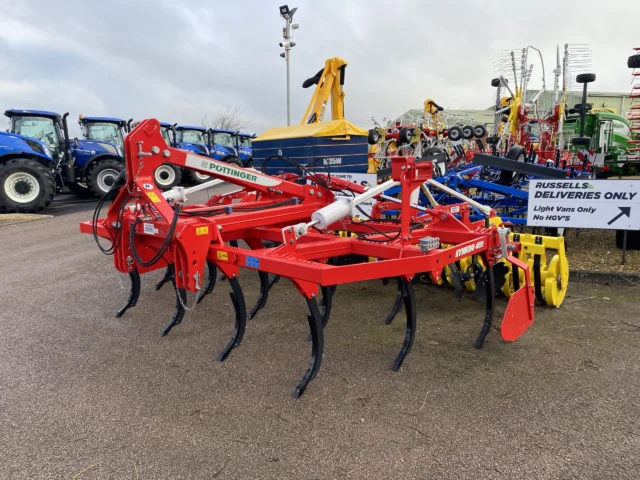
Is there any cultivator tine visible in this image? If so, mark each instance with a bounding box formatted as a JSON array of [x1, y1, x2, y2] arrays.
[[160, 286, 187, 337], [293, 296, 325, 399], [220, 241, 239, 282], [475, 265, 495, 349], [116, 268, 141, 318], [533, 254, 544, 303], [196, 261, 217, 305], [448, 264, 464, 301], [319, 285, 334, 327], [248, 271, 270, 320], [269, 275, 281, 289], [218, 276, 247, 362], [392, 278, 417, 372], [385, 277, 404, 325], [155, 264, 174, 291], [512, 255, 520, 291]]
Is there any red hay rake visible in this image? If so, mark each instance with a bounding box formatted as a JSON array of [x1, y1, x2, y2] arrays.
[[82, 119, 536, 398]]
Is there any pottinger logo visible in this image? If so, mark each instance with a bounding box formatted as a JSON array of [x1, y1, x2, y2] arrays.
[[186, 154, 281, 187], [455, 241, 485, 258]]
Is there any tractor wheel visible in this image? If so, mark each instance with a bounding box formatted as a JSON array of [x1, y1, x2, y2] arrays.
[[629, 54, 640, 69], [616, 230, 640, 250], [576, 73, 596, 84], [87, 159, 124, 197], [368, 129, 380, 145], [154, 163, 182, 191], [183, 169, 211, 185], [398, 127, 414, 145], [473, 125, 487, 138], [0, 158, 56, 213], [225, 156, 243, 167], [462, 126, 475, 140], [448, 126, 463, 142], [245, 157, 253, 168]]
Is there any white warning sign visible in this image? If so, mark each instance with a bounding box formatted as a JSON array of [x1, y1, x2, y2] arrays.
[[330, 173, 378, 216], [527, 180, 640, 230]]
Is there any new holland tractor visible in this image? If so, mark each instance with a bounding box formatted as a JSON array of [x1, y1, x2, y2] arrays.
[[0, 110, 126, 212], [235, 132, 256, 167]]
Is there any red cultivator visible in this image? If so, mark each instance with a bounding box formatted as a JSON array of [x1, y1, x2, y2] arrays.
[[82, 119, 537, 398]]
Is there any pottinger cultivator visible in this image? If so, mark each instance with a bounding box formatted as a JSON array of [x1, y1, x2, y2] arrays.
[[83, 119, 539, 398]]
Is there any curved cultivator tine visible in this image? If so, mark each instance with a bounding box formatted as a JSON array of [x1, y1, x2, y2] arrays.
[[196, 261, 217, 305], [218, 276, 247, 362], [474, 265, 496, 349], [248, 271, 270, 320], [269, 274, 281, 289], [385, 277, 404, 325], [155, 264, 174, 291], [116, 269, 141, 318], [160, 286, 187, 337], [392, 278, 417, 372], [319, 285, 334, 328], [293, 296, 325, 399]]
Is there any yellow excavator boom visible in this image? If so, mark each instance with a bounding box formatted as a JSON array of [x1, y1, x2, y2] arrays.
[[301, 57, 348, 125]]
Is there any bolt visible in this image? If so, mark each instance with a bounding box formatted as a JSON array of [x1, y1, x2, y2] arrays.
[[151, 146, 160, 154], [163, 149, 171, 158], [288, 228, 293, 233], [112, 221, 121, 228], [309, 189, 315, 195], [440, 214, 447, 221], [317, 192, 322, 197], [289, 239, 294, 244]]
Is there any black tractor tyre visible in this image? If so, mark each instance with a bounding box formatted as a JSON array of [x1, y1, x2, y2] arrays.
[[486, 135, 500, 145], [448, 126, 463, 142], [576, 73, 596, 84], [368, 128, 380, 145], [183, 168, 211, 185], [245, 156, 253, 168], [0, 158, 56, 213], [86, 159, 125, 197], [153, 163, 182, 191], [616, 230, 640, 250], [506, 146, 526, 162], [225, 156, 243, 167], [473, 125, 488, 138], [398, 127, 414, 145], [629, 54, 640, 69], [462, 125, 475, 140]]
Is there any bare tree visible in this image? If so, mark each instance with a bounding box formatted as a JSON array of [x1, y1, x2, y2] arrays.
[[196, 106, 251, 132]]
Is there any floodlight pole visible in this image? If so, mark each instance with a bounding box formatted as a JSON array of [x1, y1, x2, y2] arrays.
[[280, 6, 298, 126]]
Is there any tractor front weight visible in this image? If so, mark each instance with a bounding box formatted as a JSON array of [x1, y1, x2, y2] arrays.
[[82, 119, 537, 398]]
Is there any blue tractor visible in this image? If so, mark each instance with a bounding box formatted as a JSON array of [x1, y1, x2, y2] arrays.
[[172, 125, 213, 186], [0, 110, 126, 212], [235, 132, 256, 167], [207, 128, 243, 168]]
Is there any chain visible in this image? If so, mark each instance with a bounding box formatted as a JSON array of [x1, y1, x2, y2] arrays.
[[174, 271, 202, 312], [126, 161, 144, 195]]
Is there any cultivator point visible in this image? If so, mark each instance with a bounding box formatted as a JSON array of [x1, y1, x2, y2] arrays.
[[83, 119, 545, 398]]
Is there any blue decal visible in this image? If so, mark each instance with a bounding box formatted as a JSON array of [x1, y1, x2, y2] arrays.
[[246, 256, 260, 268]]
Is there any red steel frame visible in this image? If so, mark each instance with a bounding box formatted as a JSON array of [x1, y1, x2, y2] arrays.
[[82, 119, 536, 397]]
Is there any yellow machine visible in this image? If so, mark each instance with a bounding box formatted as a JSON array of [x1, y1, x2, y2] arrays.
[[253, 57, 370, 175]]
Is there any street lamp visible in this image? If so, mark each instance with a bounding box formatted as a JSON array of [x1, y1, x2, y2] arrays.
[[279, 5, 298, 126]]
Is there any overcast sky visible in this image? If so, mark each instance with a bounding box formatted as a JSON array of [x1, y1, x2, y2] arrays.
[[1, 0, 637, 136]]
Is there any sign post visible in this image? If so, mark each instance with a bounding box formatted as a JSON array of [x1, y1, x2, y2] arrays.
[[527, 179, 640, 265]]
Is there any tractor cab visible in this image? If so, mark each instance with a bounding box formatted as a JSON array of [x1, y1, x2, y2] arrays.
[[5, 109, 68, 163], [159, 122, 177, 147], [79, 116, 127, 148], [175, 126, 210, 156], [235, 132, 256, 167], [207, 128, 241, 166]]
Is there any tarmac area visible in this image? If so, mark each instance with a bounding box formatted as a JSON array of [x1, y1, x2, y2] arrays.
[[1, 192, 639, 479]]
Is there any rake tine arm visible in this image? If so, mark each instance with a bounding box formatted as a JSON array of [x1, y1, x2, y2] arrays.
[[294, 295, 325, 399], [218, 275, 247, 362], [155, 264, 174, 291], [196, 261, 217, 305], [160, 284, 187, 337], [475, 258, 495, 349], [248, 271, 270, 320], [116, 268, 141, 318], [392, 277, 417, 372], [385, 277, 404, 325]]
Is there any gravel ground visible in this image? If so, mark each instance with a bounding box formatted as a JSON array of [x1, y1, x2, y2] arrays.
[[565, 228, 639, 273], [1, 195, 640, 479]]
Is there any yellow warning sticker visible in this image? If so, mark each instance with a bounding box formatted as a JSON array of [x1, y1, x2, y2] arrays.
[[147, 191, 161, 203], [217, 251, 229, 261], [196, 226, 209, 236]]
